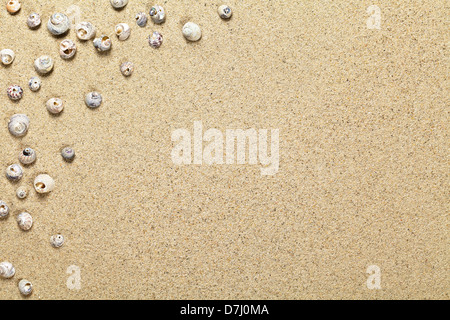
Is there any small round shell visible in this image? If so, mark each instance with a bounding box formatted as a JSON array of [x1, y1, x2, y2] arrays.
[[0, 262, 15, 279], [46, 98, 64, 114], [110, 0, 128, 9], [18, 279, 33, 296], [93, 35, 112, 52], [60, 39, 77, 60], [6, 0, 21, 14], [17, 212, 33, 231], [61, 147, 75, 162], [19, 147, 36, 165], [218, 5, 232, 19], [5, 164, 23, 181], [47, 13, 70, 36], [182, 22, 202, 42], [7, 85, 23, 101], [149, 5, 165, 24], [148, 31, 163, 48], [85, 92, 102, 108], [27, 13, 41, 29], [50, 234, 64, 248], [75, 22, 96, 41], [0, 49, 15, 65], [8, 114, 30, 137], [0, 201, 10, 219], [115, 23, 131, 41], [34, 55, 54, 75], [16, 187, 28, 199], [135, 12, 148, 27], [120, 61, 134, 77], [34, 174, 55, 194], [28, 77, 41, 92]]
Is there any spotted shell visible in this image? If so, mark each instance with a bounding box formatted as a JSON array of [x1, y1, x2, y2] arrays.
[[6, 0, 21, 14], [85, 92, 102, 108], [17, 212, 33, 231], [110, 0, 128, 9], [149, 5, 165, 24], [0, 262, 15, 279], [182, 22, 202, 42], [120, 61, 134, 77], [60, 39, 77, 60], [19, 147, 36, 165], [61, 147, 75, 161], [50, 234, 64, 248], [7, 85, 23, 101], [148, 31, 163, 48], [27, 12, 41, 29], [75, 22, 96, 41], [135, 12, 148, 27], [16, 187, 28, 199], [0, 49, 15, 65], [8, 114, 30, 137], [115, 23, 131, 41], [47, 13, 70, 36], [218, 5, 232, 19], [0, 201, 9, 219], [93, 35, 112, 52], [34, 174, 55, 194], [18, 279, 33, 296], [34, 55, 54, 75], [5, 164, 23, 181], [28, 77, 41, 92]]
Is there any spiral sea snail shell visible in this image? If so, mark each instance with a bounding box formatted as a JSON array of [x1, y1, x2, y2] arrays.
[[93, 35, 112, 52], [0, 201, 10, 219], [120, 62, 134, 77], [218, 5, 232, 19], [60, 39, 77, 60], [28, 77, 41, 92], [61, 147, 76, 162], [5, 164, 23, 181], [16, 187, 28, 199], [7, 85, 23, 101], [148, 31, 163, 48], [75, 22, 96, 41], [18, 279, 33, 296], [149, 5, 165, 24], [17, 212, 33, 231], [19, 147, 37, 165], [135, 12, 148, 27], [0, 262, 15, 279], [110, 0, 128, 9], [50, 234, 64, 248], [8, 114, 30, 137], [85, 92, 102, 108], [34, 174, 55, 194], [6, 0, 21, 14], [27, 13, 41, 29], [182, 22, 202, 42], [34, 55, 54, 74], [47, 13, 71, 36], [1, 49, 15, 65], [115, 23, 131, 41], [46, 98, 64, 114]]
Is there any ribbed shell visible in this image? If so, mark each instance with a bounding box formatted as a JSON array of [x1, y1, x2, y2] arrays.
[[0, 201, 9, 219], [115, 23, 131, 41], [5, 164, 23, 181], [149, 5, 165, 24], [19, 147, 36, 165], [0, 49, 15, 65], [17, 212, 33, 231], [7, 85, 23, 101], [8, 114, 30, 137], [27, 13, 41, 28], [75, 22, 96, 40], [0, 262, 15, 279], [34, 55, 54, 74], [18, 280, 33, 296], [47, 13, 70, 35], [34, 174, 55, 194]]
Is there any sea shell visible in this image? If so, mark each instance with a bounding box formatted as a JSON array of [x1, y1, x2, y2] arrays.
[[0, 49, 15, 65], [5, 164, 23, 181], [34, 55, 54, 74], [149, 5, 165, 24], [60, 39, 77, 59], [148, 31, 163, 48], [18, 279, 33, 296], [16, 187, 28, 199], [50, 234, 64, 248], [8, 114, 30, 137], [34, 174, 55, 194], [27, 12, 41, 29], [0, 201, 9, 219], [46, 98, 64, 114], [7, 85, 23, 101], [17, 212, 33, 231], [110, 0, 128, 9], [75, 22, 96, 41], [218, 5, 232, 19], [61, 147, 75, 161], [6, 0, 21, 14], [28, 77, 41, 92], [115, 23, 131, 41], [19, 147, 36, 165], [47, 13, 71, 36], [120, 61, 134, 77], [93, 35, 112, 52], [182, 22, 202, 42], [135, 12, 148, 27], [85, 92, 102, 108], [0, 262, 15, 279]]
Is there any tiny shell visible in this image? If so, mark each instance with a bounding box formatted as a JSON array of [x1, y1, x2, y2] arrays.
[[19, 147, 36, 165], [34, 174, 55, 194], [27, 13, 41, 29], [50, 234, 64, 248], [0, 201, 9, 219], [18, 279, 33, 296], [16, 187, 28, 199], [46, 98, 64, 114], [17, 212, 33, 231], [7, 85, 23, 101], [149, 5, 165, 24], [148, 31, 163, 48], [218, 5, 232, 19], [5, 164, 23, 181], [93, 35, 112, 52], [135, 12, 148, 27], [115, 23, 131, 41], [61, 147, 75, 161], [120, 61, 134, 76], [8, 114, 30, 137], [0, 262, 15, 279], [28, 77, 41, 92], [60, 39, 77, 59], [6, 0, 20, 14], [34, 55, 54, 75], [75, 22, 96, 41], [85, 92, 102, 108], [0, 49, 15, 65], [47, 13, 71, 36], [182, 22, 202, 42], [110, 0, 128, 9]]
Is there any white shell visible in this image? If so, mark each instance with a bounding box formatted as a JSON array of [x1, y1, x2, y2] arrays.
[[5, 164, 23, 181], [0, 49, 15, 65], [75, 22, 96, 41], [0, 201, 9, 219], [218, 5, 232, 19], [110, 0, 128, 9], [0, 262, 15, 279], [17, 212, 33, 231], [28, 77, 41, 91], [46, 98, 64, 114], [182, 22, 202, 42], [8, 114, 30, 137], [50, 234, 64, 248], [47, 13, 70, 36], [18, 279, 33, 296], [135, 12, 148, 27], [148, 31, 163, 48], [16, 187, 28, 199], [149, 5, 165, 24], [34, 174, 55, 194], [120, 62, 134, 76], [85, 92, 102, 108], [34, 55, 54, 74], [93, 35, 112, 52], [115, 23, 131, 41], [60, 39, 77, 59], [27, 12, 41, 29], [19, 147, 37, 165]]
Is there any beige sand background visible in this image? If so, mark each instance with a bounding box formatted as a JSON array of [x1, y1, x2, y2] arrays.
[[0, 0, 448, 299]]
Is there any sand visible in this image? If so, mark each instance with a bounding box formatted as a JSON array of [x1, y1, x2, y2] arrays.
[[0, 0, 448, 299]]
